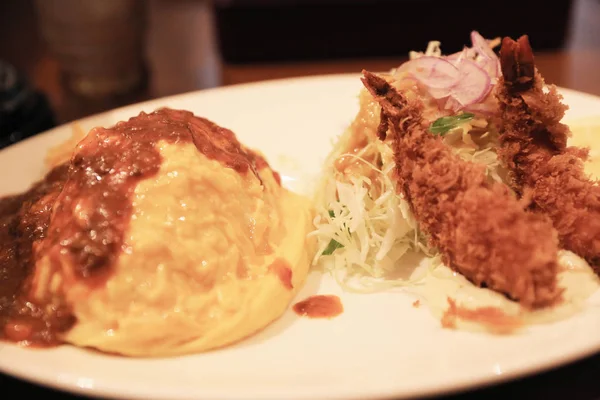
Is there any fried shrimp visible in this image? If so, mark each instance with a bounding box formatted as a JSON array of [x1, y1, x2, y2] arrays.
[[496, 35, 600, 274], [361, 70, 561, 308]]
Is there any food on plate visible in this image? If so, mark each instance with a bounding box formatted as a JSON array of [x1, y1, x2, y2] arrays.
[[311, 31, 599, 333], [0, 108, 315, 357], [360, 71, 560, 308], [496, 35, 600, 274]]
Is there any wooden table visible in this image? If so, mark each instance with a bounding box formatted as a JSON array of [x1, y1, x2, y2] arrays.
[[15, 50, 600, 127], [221, 50, 600, 97], [1, 0, 600, 399]]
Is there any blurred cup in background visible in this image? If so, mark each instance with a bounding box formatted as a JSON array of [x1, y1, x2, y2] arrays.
[[34, 0, 146, 98]]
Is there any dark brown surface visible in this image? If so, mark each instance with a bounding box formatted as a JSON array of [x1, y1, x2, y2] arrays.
[[0, 0, 600, 399], [0, 164, 71, 345], [214, 0, 573, 63]]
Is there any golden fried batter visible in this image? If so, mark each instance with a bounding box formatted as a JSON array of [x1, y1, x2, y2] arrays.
[[496, 36, 600, 274], [361, 70, 561, 308]]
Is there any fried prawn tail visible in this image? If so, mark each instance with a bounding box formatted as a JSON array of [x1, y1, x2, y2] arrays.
[[362, 70, 562, 308], [497, 36, 600, 273]]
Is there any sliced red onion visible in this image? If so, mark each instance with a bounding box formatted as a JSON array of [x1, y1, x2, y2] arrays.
[[392, 34, 497, 113], [429, 87, 452, 100], [471, 31, 497, 60], [495, 57, 502, 77], [443, 97, 463, 113], [448, 47, 475, 64], [394, 56, 460, 89], [478, 57, 501, 78], [447, 47, 497, 81], [463, 103, 497, 116], [446, 51, 463, 64], [463, 93, 500, 115], [450, 59, 492, 108]]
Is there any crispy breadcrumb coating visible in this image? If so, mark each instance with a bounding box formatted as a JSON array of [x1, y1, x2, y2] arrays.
[[497, 36, 600, 274], [361, 70, 561, 308]]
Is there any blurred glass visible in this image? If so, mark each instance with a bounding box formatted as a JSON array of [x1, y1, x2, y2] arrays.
[[34, 0, 146, 97]]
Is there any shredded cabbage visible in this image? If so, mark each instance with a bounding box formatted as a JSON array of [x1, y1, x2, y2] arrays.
[[310, 40, 504, 293]]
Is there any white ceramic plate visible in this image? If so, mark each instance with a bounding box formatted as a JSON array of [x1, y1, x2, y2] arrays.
[[1, 74, 599, 400]]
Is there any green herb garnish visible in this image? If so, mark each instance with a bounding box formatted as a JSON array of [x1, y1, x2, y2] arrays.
[[322, 239, 344, 255], [323, 209, 345, 255], [428, 112, 475, 136]]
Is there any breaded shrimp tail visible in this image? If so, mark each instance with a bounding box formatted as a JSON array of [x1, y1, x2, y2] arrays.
[[361, 70, 561, 308], [496, 35, 600, 273]]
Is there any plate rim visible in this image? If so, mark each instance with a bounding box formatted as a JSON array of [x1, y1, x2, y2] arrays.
[[2, 335, 600, 400], [1, 73, 600, 400], [4, 73, 600, 156]]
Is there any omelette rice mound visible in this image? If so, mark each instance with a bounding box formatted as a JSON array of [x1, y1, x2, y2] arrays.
[[0, 108, 314, 357]]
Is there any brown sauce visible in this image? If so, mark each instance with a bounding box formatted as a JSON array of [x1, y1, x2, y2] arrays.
[[293, 295, 343, 319], [0, 163, 72, 345], [0, 108, 274, 346], [441, 297, 523, 334], [268, 258, 293, 290]]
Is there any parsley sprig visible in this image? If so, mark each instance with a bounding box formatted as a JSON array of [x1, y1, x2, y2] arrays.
[[429, 112, 475, 136], [322, 210, 345, 255]]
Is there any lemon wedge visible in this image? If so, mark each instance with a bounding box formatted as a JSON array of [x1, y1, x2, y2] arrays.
[[567, 117, 600, 180]]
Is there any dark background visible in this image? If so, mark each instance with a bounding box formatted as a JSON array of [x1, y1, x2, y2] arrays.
[[1, 0, 599, 126], [214, 0, 572, 63], [1, 0, 600, 399]]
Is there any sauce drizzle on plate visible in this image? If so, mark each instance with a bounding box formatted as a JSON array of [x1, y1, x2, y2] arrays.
[[293, 295, 343, 319]]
